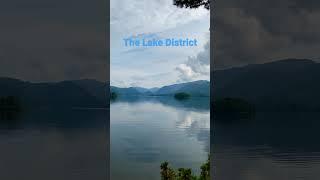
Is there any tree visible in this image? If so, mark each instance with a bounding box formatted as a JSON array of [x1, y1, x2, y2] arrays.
[[199, 155, 210, 180], [160, 156, 210, 180], [177, 168, 195, 180], [161, 162, 176, 180], [174, 92, 190, 100], [110, 92, 118, 101], [173, 0, 210, 10]]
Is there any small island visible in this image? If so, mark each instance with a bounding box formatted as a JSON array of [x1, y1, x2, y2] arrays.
[[0, 96, 21, 111], [213, 98, 255, 119], [110, 92, 118, 101], [174, 92, 190, 100], [0, 96, 21, 121]]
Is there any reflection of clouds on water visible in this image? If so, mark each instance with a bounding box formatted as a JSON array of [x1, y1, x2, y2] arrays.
[[176, 111, 210, 153], [111, 99, 210, 168], [120, 136, 161, 163], [214, 145, 320, 180], [0, 110, 108, 180], [214, 112, 320, 180], [176, 111, 209, 129]]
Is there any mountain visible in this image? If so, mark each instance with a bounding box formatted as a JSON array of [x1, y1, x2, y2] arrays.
[[149, 87, 160, 93], [155, 80, 209, 96], [71, 79, 108, 102], [0, 78, 29, 96], [111, 80, 210, 97], [214, 58, 320, 111], [0, 78, 107, 108], [110, 86, 142, 96], [132, 87, 150, 93]]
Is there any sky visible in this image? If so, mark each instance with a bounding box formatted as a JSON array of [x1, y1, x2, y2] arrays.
[[214, 0, 320, 69], [110, 0, 210, 88], [2, 0, 318, 84], [0, 0, 107, 82]]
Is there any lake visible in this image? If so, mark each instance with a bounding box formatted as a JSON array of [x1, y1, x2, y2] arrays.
[[0, 109, 108, 180], [213, 112, 320, 180], [110, 96, 210, 180], [2, 100, 317, 179]]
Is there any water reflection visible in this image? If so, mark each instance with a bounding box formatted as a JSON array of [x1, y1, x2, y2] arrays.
[[213, 112, 320, 180], [111, 96, 210, 180], [176, 111, 210, 153], [113, 96, 210, 111], [0, 110, 22, 130], [0, 109, 108, 180]]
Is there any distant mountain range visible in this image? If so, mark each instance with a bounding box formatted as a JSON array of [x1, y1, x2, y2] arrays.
[[214, 58, 320, 111], [0, 78, 209, 108], [111, 80, 210, 97], [3, 58, 319, 110], [0, 78, 107, 108]]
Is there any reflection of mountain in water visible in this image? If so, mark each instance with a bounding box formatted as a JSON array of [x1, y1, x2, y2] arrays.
[[113, 96, 210, 151], [0, 109, 108, 180], [0, 109, 108, 130], [112, 96, 209, 111], [111, 99, 209, 179], [214, 112, 320, 161], [214, 112, 320, 180], [111, 96, 210, 158]]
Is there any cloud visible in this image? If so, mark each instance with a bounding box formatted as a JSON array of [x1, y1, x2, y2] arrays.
[[128, 72, 174, 88], [176, 64, 198, 81], [0, 0, 107, 82], [176, 41, 210, 82], [110, 0, 210, 87], [111, 0, 209, 35], [214, 1, 320, 69], [0, 21, 107, 82]]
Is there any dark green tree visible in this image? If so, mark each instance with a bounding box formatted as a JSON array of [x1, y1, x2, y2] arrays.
[[161, 155, 210, 180], [173, 0, 210, 10], [161, 162, 176, 180], [177, 168, 195, 180], [110, 92, 118, 101], [199, 155, 210, 180], [174, 92, 190, 100]]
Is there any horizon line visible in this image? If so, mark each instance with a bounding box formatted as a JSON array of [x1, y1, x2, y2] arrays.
[[110, 79, 210, 89]]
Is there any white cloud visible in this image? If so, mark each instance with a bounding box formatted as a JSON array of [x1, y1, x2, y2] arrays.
[[111, 0, 209, 34], [176, 64, 199, 81], [176, 41, 210, 82], [111, 0, 210, 87]]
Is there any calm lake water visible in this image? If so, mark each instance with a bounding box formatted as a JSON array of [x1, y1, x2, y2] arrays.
[[213, 112, 320, 180], [0, 109, 108, 180], [110, 96, 210, 180]]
